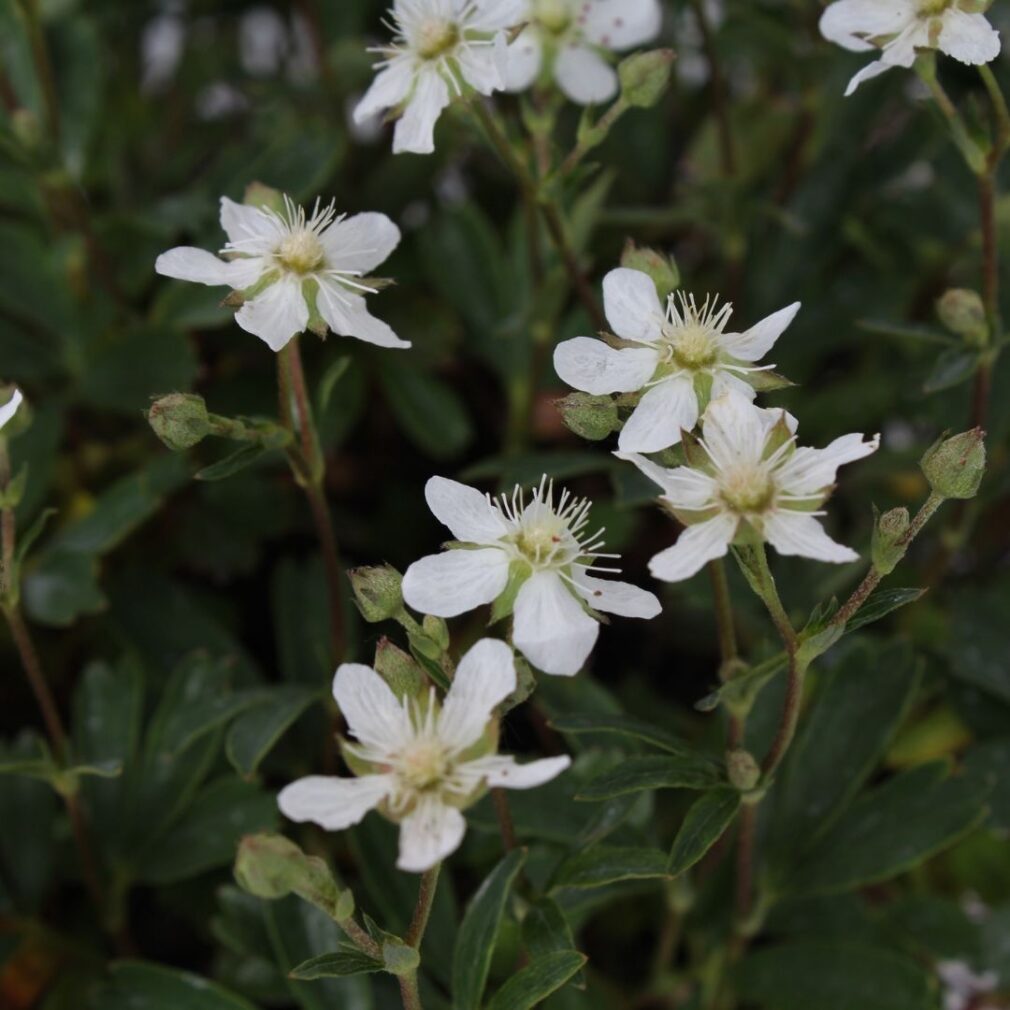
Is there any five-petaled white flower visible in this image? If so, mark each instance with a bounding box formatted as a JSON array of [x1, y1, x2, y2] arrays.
[[617, 391, 879, 582], [155, 195, 406, 353], [554, 268, 799, 453], [820, 0, 1000, 96], [402, 475, 661, 676], [278, 638, 570, 872], [0, 387, 24, 431], [505, 0, 662, 104], [354, 0, 523, 155]]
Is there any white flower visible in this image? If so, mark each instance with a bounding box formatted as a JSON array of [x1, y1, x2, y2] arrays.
[[554, 268, 799, 454], [506, 0, 662, 104], [354, 0, 523, 155], [937, 960, 999, 1010], [155, 195, 406, 354], [402, 475, 661, 676], [0, 388, 23, 431], [278, 638, 570, 872], [820, 0, 1000, 96], [617, 391, 879, 583]]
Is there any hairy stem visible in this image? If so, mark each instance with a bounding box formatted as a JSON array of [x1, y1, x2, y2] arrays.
[[407, 863, 441, 948], [492, 786, 518, 852], [277, 338, 346, 661], [709, 559, 742, 747], [399, 974, 424, 1010]]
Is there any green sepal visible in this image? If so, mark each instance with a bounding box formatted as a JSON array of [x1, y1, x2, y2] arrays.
[[746, 369, 796, 393], [303, 277, 329, 338], [693, 372, 714, 415], [762, 413, 797, 461], [489, 560, 532, 624], [374, 637, 427, 700]]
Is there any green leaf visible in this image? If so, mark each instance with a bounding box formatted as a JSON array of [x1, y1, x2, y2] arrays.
[[484, 951, 588, 1010], [857, 319, 955, 346], [845, 588, 927, 632], [317, 354, 354, 413], [695, 654, 789, 713], [948, 587, 1010, 703], [378, 361, 474, 460], [736, 942, 932, 1010], [577, 754, 724, 801], [549, 713, 692, 755], [522, 898, 578, 966], [225, 685, 320, 776], [196, 442, 276, 482], [962, 738, 1010, 831], [785, 761, 990, 896], [452, 848, 527, 1010], [288, 949, 384, 980], [138, 777, 278, 884], [94, 961, 259, 1009], [21, 549, 106, 626], [923, 347, 979, 394], [768, 640, 921, 867], [551, 846, 670, 891], [668, 789, 741, 876]]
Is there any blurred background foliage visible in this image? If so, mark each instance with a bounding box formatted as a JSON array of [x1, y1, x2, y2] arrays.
[[1, 0, 1009, 1008]]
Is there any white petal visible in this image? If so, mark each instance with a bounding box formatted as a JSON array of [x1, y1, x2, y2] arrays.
[[710, 369, 758, 401], [649, 512, 737, 583], [583, 0, 663, 50], [278, 774, 392, 831], [938, 10, 1001, 66], [235, 276, 309, 352], [843, 58, 895, 96], [393, 68, 450, 155], [470, 0, 526, 31], [719, 302, 800, 362], [553, 337, 658, 395], [0, 388, 23, 430], [602, 268, 665, 343], [354, 58, 414, 122], [700, 391, 767, 470], [554, 44, 618, 105], [463, 754, 571, 789], [402, 549, 511, 618], [513, 571, 598, 677], [763, 511, 859, 564], [397, 797, 467, 872], [424, 476, 510, 543], [819, 0, 915, 52], [315, 283, 409, 349], [155, 247, 265, 289], [614, 451, 719, 510], [438, 638, 516, 751], [321, 212, 401, 273], [219, 196, 278, 247], [571, 566, 661, 619], [459, 43, 504, 96], [333, 663, 412, 752], [505, 26, 543, 92], [618, 376, 699, 453], [775, 432, 879, 496], [879, 21, 929, 67]]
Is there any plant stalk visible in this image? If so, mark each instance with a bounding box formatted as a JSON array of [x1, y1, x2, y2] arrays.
[[406, 863, 441, 948]]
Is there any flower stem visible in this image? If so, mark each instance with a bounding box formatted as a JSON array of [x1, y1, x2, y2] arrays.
[[689, 0, 735, 177], [277, 338, 346, 662], [406, 863, 441, 948], [915, 57, 985, 175], [709, 559, 742, 747], [492, 786, 518, 852], [399, 974, 424, 1010]]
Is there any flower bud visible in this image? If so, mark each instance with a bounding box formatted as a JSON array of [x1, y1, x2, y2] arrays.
[[235, 833, 353, 921], [920, 428, 986, 500], [349, 564, 404, 622], [726, 749, 761, 792], [936, 289, 988, 348], [557, 392, 619, 442], [422, 614, 450, 652], [383, 941, 421, 977], [621, 241, 680, 300], [871, 506, 910, 576], [618, 49, 675, 109], [243, 181, 286, 214], [374, 637, 426, 699], [148, 393, 212, 451]]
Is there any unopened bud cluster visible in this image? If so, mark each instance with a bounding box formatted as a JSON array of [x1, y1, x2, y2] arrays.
[[921, 428, 986, 501]]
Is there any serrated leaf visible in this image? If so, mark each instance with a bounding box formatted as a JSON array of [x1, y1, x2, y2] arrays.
[[288, 949, 384, 980], [785, 761, 989, 896], [669, 789, 741, 876], [484, 951, 587, 1010], [195, 442, 276, 482], [549, 713, 692, 755], [577, 754, 724, 801], [452, 848, 527, 1010], [845, 587, 926, 632], [551, 846, 670, 891]]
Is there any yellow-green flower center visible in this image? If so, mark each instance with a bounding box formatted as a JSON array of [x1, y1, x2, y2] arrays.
[[399, 739, 449, 790], [276, 231, 325, 274], [720, 467, 775, 514], [417, 19, 460, 60], [516, 521, 567, 565], [917, 0, 951, 15], [535, 0, 572, 34], [669, 324, 719, 370]]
